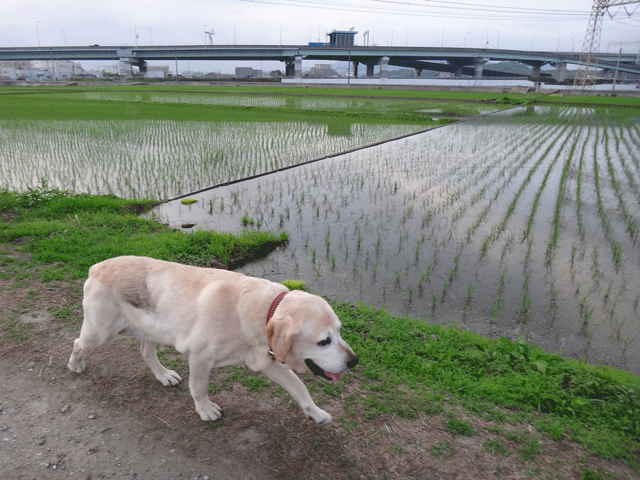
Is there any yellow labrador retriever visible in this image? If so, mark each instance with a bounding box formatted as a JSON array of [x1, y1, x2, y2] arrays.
[[68, 256, 358, 424]]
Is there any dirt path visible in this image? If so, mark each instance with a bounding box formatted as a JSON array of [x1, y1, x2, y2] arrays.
[[0, 354, 265, 480]]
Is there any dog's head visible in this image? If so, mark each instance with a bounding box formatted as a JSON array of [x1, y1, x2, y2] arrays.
[[265, 290, 358, 381]]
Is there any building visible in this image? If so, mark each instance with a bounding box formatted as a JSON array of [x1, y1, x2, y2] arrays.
[[328, 30, 357, 47], [0, 61, 31, 70], [1, 60, 89, 81], [235, 67, 263, 78], [145, 66, 170, 79], [93, 64, 119, 76], [31, 60, 84, 80], [308, 63, 338, 78], [0, 60, 32, 80]]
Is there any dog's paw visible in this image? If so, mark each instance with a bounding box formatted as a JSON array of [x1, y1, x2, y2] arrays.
[[68, 359, 85, 374], [155, 369, 182, 387], [195, 400, 222, 421], [305, 406, 332, 425]]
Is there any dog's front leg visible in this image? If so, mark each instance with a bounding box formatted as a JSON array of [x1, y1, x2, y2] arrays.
[[188, 356, 222, 421], [262, 362, 332, 424]]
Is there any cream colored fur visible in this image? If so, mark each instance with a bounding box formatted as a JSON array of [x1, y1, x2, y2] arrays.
[[68, 256, 358, 424]]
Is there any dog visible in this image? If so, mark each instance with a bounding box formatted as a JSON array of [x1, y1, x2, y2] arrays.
[[68, 256, 358, 424]]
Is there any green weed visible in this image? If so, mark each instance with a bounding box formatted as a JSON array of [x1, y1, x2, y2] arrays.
[[430, 440, 455, 457], [484, 439, 511, 456]]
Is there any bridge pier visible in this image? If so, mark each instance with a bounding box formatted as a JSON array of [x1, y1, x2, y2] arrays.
[[285, 56, 302, 78], [554, 62, 567, 82], [285, 59, 294, 77], [295, 55, 302, 79], [473, 58, 487, 79], [523, 61, 545, 80], [117, 48, 134, 78], [119, 60, 133, 78], [530, 65, 541, 78], [379, 56, 389, 79]]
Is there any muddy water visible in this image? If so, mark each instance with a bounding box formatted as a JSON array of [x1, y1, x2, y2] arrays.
[[153, 107, 640, 374]]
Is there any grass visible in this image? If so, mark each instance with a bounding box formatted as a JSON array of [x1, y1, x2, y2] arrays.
[[444, 415, 476, 436], [2, 188, 640, 474], [334, 301, 640, 469], [484, 439, 511, 456], [0, 187, 288, 278], [431, 440, 455, 457], [280, 279, 307, 291]]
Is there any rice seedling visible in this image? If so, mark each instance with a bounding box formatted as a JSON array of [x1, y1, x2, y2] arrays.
[[241, 214, 255, 227], [519, 272, 533, 324]]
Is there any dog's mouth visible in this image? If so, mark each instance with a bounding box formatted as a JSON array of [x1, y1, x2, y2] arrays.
[[305, 359, 342, 382]]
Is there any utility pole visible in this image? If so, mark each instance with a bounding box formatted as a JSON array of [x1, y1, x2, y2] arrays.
[[574, 0, 640, 88], [612, 47, 622, 90], [204, 25, 215, 46], [35, 21, 41, 48]]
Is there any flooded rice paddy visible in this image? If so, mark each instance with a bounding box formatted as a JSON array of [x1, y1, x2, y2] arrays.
[[0, 118, 424, 199], [81, 91, 502, 117], [155, 106, 640, 374]]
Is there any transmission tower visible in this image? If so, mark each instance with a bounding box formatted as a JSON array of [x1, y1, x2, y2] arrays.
[[574, 0, 640, 88]]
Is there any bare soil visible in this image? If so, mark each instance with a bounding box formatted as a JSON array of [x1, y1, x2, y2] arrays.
[[1, 250, 638, 480]]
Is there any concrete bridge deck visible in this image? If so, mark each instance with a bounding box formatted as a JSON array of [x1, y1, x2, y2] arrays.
[[1, 44, 638, 80]]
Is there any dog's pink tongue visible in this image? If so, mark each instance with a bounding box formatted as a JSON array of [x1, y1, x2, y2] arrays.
[[325, 371, 342, 382]]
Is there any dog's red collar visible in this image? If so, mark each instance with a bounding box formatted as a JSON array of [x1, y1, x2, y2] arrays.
[[266, 291, 288, 325], [266, 291, 288, 361]]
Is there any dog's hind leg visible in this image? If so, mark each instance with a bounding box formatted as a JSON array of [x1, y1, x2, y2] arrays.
[[140, 339, 182, 386], [68, 317, 115, 374], [68, 291, 119, 374]]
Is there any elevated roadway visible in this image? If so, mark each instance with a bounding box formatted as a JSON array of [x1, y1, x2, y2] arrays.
[[1, 44, 638, 81]]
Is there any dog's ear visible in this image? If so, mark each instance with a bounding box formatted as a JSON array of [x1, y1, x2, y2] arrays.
[[265, 315, 298, 363]]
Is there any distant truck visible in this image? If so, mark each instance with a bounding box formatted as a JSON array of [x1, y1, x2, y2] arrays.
[[308, 42, 326, 46]]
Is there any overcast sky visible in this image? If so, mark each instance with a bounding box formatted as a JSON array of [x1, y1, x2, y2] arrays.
[[2, 0, 638, 73]]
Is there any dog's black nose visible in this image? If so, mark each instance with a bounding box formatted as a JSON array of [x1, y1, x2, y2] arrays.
[[347, 355, 359, 369]]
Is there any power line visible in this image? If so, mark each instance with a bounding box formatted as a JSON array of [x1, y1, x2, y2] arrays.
[[239, 0, 591, 21], [379, 0, 590, 15]]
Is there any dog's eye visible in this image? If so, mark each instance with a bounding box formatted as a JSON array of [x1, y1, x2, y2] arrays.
[[317, 337, 331, 347]]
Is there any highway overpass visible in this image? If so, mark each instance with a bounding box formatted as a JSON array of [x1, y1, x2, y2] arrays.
[[1, 44, 639, 81]]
